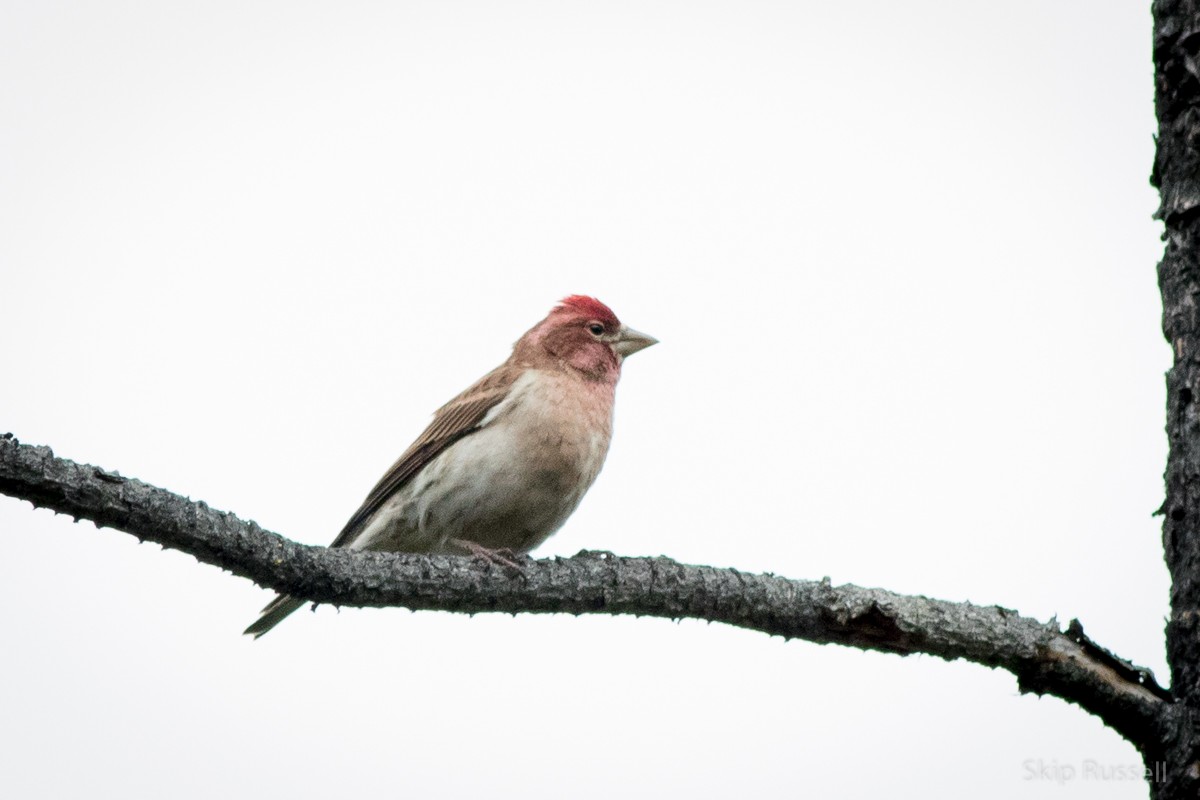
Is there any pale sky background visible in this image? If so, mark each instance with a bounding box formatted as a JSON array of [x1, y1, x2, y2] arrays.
[[0, 2, 1168, 798]]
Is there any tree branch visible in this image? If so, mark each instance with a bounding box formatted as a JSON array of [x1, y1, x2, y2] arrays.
[[1153, 2, 1200, 795], [0, 432, 1169, 748]]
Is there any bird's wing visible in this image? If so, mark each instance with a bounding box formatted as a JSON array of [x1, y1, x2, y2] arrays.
[[328, 363, 523, 548]]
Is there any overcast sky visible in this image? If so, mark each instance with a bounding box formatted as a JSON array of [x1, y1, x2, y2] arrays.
[[1, 2, 1167, 798]]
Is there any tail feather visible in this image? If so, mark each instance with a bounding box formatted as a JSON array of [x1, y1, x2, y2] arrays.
[[243, 594, 306, 639]]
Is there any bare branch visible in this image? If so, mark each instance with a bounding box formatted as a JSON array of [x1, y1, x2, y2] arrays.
[[1152, 1, 1200, 794], [0, 432, 1169, 748]]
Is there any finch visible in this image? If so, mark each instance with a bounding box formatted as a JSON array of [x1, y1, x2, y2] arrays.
[[244, 296, 657, 637]]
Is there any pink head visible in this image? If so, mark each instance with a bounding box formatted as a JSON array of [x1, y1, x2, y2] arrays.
[[557, 295, 622, 328], [517, 296, 658, 381]]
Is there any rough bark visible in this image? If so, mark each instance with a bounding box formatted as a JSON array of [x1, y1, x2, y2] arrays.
[[0, 433, 1169, 753], [1155, 1, 1200, 796]]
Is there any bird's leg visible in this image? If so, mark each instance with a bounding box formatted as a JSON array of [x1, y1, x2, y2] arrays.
[[448, 538, 527, 571]]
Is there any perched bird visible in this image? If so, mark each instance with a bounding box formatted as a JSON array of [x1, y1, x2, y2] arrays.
[[244, 295, 657, 638]]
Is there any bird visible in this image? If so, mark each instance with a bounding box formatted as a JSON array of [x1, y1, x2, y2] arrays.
[[244, 295, 657, 638]]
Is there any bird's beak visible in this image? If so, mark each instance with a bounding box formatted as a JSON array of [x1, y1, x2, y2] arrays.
[[614, 325, 659, 357]]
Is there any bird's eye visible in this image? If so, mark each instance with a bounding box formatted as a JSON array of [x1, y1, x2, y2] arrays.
[[588, 323, 605, 336]]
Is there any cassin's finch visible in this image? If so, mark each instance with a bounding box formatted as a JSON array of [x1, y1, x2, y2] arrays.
[[245, 296, 656, 637]]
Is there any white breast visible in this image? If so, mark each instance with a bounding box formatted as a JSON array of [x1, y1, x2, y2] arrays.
[[354, 368, 615, 554]]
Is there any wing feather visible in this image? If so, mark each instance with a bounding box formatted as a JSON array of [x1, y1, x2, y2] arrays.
[[328, 364, 521, 548]]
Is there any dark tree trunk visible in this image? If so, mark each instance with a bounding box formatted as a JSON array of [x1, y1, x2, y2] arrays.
[[1153, 1, 1200, 796]]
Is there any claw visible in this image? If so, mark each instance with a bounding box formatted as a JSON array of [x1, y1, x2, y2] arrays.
[[449, 539, 527, 571]]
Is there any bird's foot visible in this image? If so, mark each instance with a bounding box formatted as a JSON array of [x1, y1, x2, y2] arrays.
[[449, 539, 527, 572]]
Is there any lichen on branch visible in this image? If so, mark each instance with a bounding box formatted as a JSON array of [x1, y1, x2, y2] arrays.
[[0, 432, 1168, 749]]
